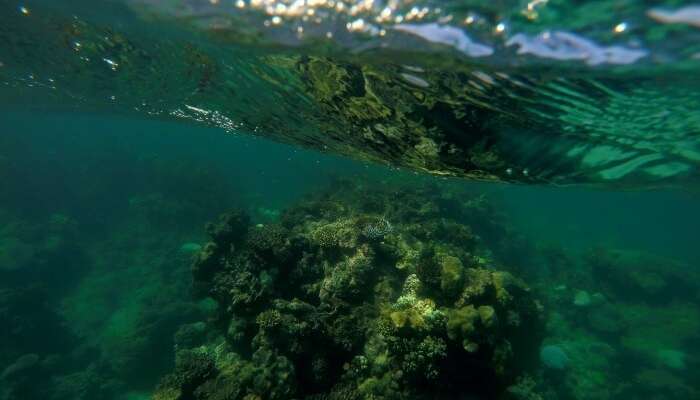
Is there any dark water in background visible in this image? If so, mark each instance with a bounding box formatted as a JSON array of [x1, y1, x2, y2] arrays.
[[2, 111, 699, 399]]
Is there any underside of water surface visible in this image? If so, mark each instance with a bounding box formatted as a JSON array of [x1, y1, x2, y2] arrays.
[[2, 0, 700, 188], [1, 1, 700, 400]]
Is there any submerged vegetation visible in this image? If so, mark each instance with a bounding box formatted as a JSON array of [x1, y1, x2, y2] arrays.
[[0, 133, 238, 400], [155, 180, 544, 400], [149, 179, 697, 400]]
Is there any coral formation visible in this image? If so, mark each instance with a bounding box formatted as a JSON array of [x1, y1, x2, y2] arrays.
[[535, 246, 700, 400], [0, 145, 243, 400], [539, 345, 569, 370], [3, 124, 699, 400], [155, 180, 545, 399]]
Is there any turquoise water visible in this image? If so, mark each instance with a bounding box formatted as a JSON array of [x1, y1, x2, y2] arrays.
[[2, 112, 699, 399], [2, 1, 700, 399]]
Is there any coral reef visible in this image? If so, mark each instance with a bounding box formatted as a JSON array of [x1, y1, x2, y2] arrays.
[[535, 247, 700, 400], [4, 122, 699, 400], [0, 145, 244, 400], [539, 345, 569, 371], [155, 180, 545, 399]]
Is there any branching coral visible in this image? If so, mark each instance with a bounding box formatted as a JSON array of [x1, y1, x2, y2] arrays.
[[156, 180, 544, 400]]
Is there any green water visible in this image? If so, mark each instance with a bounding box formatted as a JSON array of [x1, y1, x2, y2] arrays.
[[2, 1, 700, 399], [2, 112, 699, 399]]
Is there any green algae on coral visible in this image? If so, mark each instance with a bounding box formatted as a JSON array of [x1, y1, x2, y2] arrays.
[[154, 180, 545, 400]]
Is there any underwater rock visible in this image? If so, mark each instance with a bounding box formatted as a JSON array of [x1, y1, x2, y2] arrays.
[[0, 213, 86, 295], [619, 303, 699, 371], [246, 224, 297, 266], [191, 243, 223, 286], [49, 364, 123, 400], [0, 213, 76, 273], [179, 242, 202, 254], [531, 249, 700, 399], [586, 303, 626, 334], [617, 368, 697, 399], [573, 290, 591, 307], [205, 210, 251, 248], [561, 339, 616, 400], [656, 349, 686, 370], [154, 350, 217, 400], [45, 370, 93, 400], [156, 180, 545, 399], [174, 322, 208, 349], [255, 207, 281, 222], [0, 287, 78, 372], [439, 255, 465, 301], [539, 345, 569, 370], [587, 249, 699, 304], [505, 375, 545, 400]]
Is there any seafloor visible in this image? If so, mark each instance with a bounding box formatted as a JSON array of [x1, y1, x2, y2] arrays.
[[1, 116, 699, 400]]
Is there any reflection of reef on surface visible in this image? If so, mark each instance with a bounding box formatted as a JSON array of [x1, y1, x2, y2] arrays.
[[4, 3, 700, 189], [155, 179, 545, 400]]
